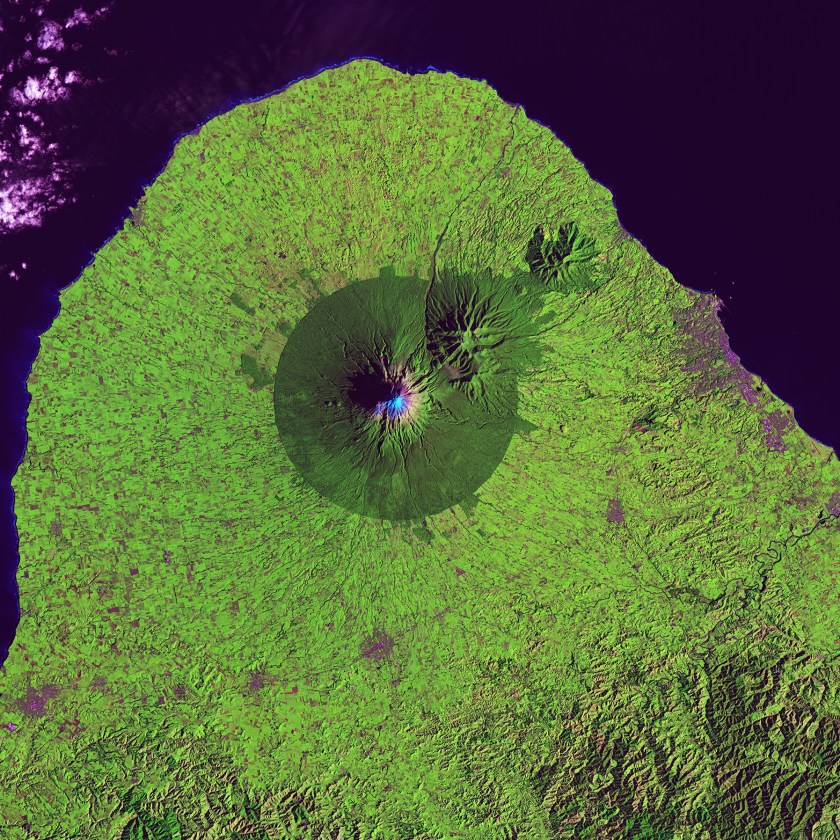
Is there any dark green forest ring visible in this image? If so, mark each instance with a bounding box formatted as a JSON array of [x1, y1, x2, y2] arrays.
[[273, 275, 521, 520]]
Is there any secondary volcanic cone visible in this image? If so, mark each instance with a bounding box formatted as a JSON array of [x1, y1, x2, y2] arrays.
[[6, 59, 840, 838]]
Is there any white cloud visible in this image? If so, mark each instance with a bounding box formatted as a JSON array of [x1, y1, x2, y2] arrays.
[[0, 0, 110, 241], [37, 20, 64, 51]]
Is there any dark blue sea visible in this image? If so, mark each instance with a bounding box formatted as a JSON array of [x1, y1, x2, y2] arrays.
[[1, 0, 837, 666]]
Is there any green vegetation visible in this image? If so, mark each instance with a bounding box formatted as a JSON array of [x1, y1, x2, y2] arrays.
[[3, 58, 840, 838]]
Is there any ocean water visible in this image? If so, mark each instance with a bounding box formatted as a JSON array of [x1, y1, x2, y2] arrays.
[[0, 0, 836, 663]]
